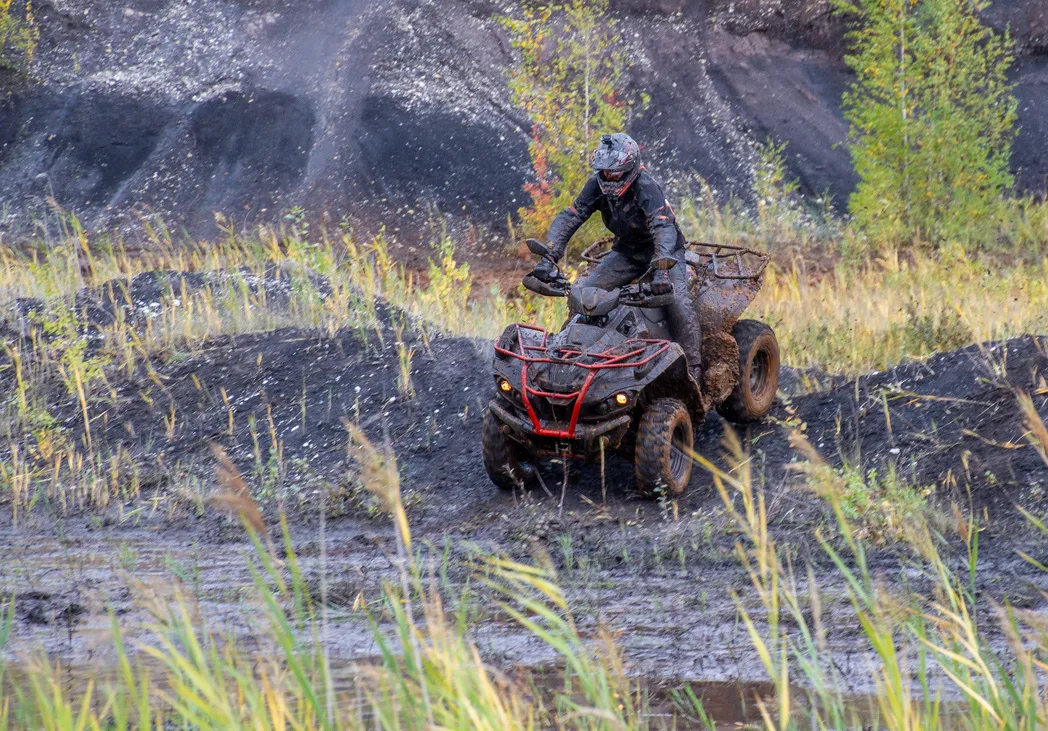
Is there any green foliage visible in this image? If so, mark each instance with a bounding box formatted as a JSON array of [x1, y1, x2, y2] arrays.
[[420, 234, 472, 326], [837, 0, 1018, 247], [0, 0, 38, 77], [753, 139, 807, 246], [834, 462, 934, 543], [500, 0, 645, 239]]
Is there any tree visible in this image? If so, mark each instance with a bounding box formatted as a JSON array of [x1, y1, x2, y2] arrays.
[[0, 0, 38, 78], [837, 0, 1017, 246], [500, 0, 644, 241]]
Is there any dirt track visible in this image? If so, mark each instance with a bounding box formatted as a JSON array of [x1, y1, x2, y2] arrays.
[[3, 274, 1048, 691]]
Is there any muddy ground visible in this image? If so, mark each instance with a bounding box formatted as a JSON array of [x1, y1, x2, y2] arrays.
[[3, 271, 1048, 700]]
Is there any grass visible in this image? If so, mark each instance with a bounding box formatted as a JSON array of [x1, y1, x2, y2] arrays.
[[686, 419, 1048, 730], [1, 202, 1048, 725], [0, 215, 567, 512], [0, 202, 1046, 513], [3, 403, 1048, 728], [754, 251, 1048, 376], [0, 426, 669, 730]]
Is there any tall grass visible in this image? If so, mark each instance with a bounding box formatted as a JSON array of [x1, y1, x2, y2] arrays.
[[1, 205, 1047, 514], [687, 418, 1048, 729], [754, 250, 1048, 375], [678, 146, 1048, 376], [0, 427, 670, 729], [6, 413, 1048, 727], [0, 218, 566, 512]]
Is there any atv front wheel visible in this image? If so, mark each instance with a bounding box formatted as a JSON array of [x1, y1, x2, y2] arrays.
[[718, 319, 780, 424], [634, 398, 694, 498], [482, 410, 534, 491]]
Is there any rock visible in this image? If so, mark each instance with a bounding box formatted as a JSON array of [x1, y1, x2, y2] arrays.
[[0, 0, 1044, 242]]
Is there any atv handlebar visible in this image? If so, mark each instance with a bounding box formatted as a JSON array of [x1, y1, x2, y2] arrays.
[[521, 241, 677, 308], [522, 273, 570, 297], [522, 238, 571, 297], [618, 282, 676, 309], [522, 275, 673, 309]]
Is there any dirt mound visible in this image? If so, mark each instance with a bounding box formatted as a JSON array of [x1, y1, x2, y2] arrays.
[[757, 336, 1048, 516], [95, 325, 494, 509], [1, 0, 1046, 238], [10, 266, 1045, 526], [3, 263, 1047, 522], [2, 262, 331, 340]]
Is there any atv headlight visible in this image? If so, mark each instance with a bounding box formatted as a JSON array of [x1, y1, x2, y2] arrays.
[[597, 391, 634, 414], [494, 376, 522, 406]]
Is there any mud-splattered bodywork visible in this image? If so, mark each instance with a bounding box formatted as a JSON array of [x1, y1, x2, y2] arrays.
[[489, 241, 768, 463], [489, 318, 698, 461]]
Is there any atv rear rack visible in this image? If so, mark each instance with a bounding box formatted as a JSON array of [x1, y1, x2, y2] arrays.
[[494, 324, 671, 439], [685, 242, 770, 281], [579, 238, 769, 281]]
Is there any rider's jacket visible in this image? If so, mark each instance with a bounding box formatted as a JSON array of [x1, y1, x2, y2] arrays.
[[548, 168, 684, 262]]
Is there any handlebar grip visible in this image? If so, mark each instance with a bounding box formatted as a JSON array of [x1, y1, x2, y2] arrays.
[[522, 275, 568, 297]]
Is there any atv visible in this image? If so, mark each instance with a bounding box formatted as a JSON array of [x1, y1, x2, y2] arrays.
[[483, 237, 779, 497]]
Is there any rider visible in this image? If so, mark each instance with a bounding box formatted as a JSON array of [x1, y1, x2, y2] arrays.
[[532, 133, 703, 377]]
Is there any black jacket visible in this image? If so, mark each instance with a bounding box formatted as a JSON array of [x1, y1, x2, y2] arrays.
[[548, 168, 683, 262]]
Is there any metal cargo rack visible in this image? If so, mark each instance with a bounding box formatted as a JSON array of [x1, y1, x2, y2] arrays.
[[579, 237, 616, 264], [579, 238, 770, 282], [685, 242, 769, 281]]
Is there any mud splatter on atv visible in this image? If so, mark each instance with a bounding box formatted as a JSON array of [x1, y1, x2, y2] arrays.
[[484, 239, 779, 497]]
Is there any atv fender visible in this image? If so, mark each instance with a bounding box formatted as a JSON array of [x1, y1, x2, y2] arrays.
[[632, 344, 705, 422]]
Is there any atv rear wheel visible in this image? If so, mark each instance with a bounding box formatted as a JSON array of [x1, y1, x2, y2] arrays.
[[718, 320, 780, 424], [634, 398, 694, 498], [482, 410, 534, 491]]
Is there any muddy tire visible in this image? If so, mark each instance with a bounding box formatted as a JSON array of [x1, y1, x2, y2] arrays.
[[482, 410, 534, 491], [718, 320, 780, 424], [634, 398, 694, 498]]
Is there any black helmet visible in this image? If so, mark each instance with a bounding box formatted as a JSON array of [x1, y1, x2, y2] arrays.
[[591, 133, 641, 197]]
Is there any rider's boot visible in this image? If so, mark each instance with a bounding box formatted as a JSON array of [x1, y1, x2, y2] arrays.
[[684, 347, 703, 384], [666, 265, 704, 383], [688, 362, 703, 384]]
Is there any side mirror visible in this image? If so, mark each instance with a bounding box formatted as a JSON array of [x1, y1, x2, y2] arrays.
[[652, 257, 678, 271], [526, 238, 554, 259]]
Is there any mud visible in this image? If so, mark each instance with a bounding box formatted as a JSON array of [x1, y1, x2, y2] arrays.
[[2, 275, 1048, 699]]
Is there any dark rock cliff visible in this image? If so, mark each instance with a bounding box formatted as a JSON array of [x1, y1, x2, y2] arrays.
[[0, 0, 1044, 241]]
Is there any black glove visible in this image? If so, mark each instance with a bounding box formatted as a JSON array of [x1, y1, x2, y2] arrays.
[[651, 269, 673, 295], [532, 258, 558, 283]]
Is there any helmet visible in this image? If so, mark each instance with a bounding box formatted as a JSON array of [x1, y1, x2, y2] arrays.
[[591, 133, 641, 197]]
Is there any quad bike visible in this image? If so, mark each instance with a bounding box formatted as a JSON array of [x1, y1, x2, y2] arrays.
[[483, 237, 779, 497]]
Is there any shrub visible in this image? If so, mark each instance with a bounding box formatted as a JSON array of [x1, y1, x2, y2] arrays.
[[500, 0, 645, 242], [836, 0, 1018, 248], [835, 463, 934, 543], [0, 0, 38, 78]]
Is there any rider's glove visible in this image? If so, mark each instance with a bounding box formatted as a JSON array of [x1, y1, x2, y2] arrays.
[[651, 269, 673, 296], [533, 258, 558, 283]]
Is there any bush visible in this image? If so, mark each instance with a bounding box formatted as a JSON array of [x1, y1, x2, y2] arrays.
[[836, 0, 1018, 248], [500, 0, 645, 241], [0, 0, 38, 78], [834, 463, 934, 543]]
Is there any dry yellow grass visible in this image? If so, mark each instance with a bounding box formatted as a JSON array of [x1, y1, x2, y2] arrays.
[[753, 250, 1048, 375], [1, 213, 1046, 514]]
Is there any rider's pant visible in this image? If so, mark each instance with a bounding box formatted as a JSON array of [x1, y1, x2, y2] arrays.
[[577, 246, 703, 372]]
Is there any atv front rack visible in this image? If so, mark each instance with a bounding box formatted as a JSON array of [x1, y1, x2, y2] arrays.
[[495, 324, 671, 439]]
